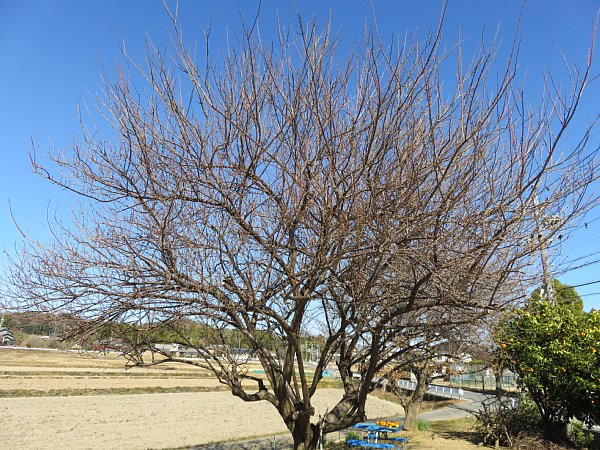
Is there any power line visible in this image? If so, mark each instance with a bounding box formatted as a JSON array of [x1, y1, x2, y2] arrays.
[[557, 257, 600, 275], [569, 215, 600, 233], [559, 250, 600, 265], [571, 279, 600, 288], [579, 291, 600, 297]]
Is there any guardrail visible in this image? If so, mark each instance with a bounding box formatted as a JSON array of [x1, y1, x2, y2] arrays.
[[394, 380, 464, 399]]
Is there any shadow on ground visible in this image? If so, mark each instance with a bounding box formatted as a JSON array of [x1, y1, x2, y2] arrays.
[[192, 436, 293, 450], [436, 430, 482, 446]]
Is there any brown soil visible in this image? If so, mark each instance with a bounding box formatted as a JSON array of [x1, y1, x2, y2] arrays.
[[0, 348, 482, 449], [0, 376, 227, 390], [1, 389, 404, 449], [0, 349, 404, 448]]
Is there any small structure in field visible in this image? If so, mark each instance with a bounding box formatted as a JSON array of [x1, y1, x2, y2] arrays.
[[0, 327, 16, 345]]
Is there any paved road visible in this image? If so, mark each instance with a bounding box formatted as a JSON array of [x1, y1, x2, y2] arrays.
[[419, 384, 485, 422]]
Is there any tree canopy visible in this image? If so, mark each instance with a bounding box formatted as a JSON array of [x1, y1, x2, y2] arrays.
[[529, 279, 584, 314], [497, 295, 600, 429], [5, 12, 599, 450]]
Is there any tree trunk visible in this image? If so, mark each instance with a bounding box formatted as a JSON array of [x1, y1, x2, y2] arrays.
[[282, 403, 320, 450], [403, 400, 422, 431], [291, 422, 319, 450], [541, 418, 568, 442], [493, 369, 503, 393], [394, 361, 431, 431]]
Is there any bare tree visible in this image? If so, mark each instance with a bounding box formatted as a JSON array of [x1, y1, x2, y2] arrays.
[[5, 10, 598, 450], [376, 314, 480, 431], [387, 358, 433, 431], [462, 314, 508, 393]]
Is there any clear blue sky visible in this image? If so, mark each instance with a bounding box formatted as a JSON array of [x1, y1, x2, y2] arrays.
[[1, 1, 599, 309]]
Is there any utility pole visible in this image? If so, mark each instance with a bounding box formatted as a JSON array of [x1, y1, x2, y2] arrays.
[[533, 197, 556, 306]]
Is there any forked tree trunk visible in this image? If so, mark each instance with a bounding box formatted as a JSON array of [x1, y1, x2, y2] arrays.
[[291, 422, 320, 450]]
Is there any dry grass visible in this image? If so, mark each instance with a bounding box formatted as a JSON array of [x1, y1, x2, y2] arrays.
[[0, 385, 231, 398], [397, 418, 482, 450], [0, 348, 208, 373], [0, 348, 249, 395]]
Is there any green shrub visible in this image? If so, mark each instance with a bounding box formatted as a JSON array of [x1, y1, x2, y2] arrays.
[[510, 395, 542, 434], [568, 419, 593, 449], [345, 431, 362, 442], [497, 299, 600, 429], [417, 420, 432, 431]]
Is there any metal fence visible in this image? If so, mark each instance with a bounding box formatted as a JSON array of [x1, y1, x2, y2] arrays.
[[449, 374, 516, 390], [395, 380, 464, 399]]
